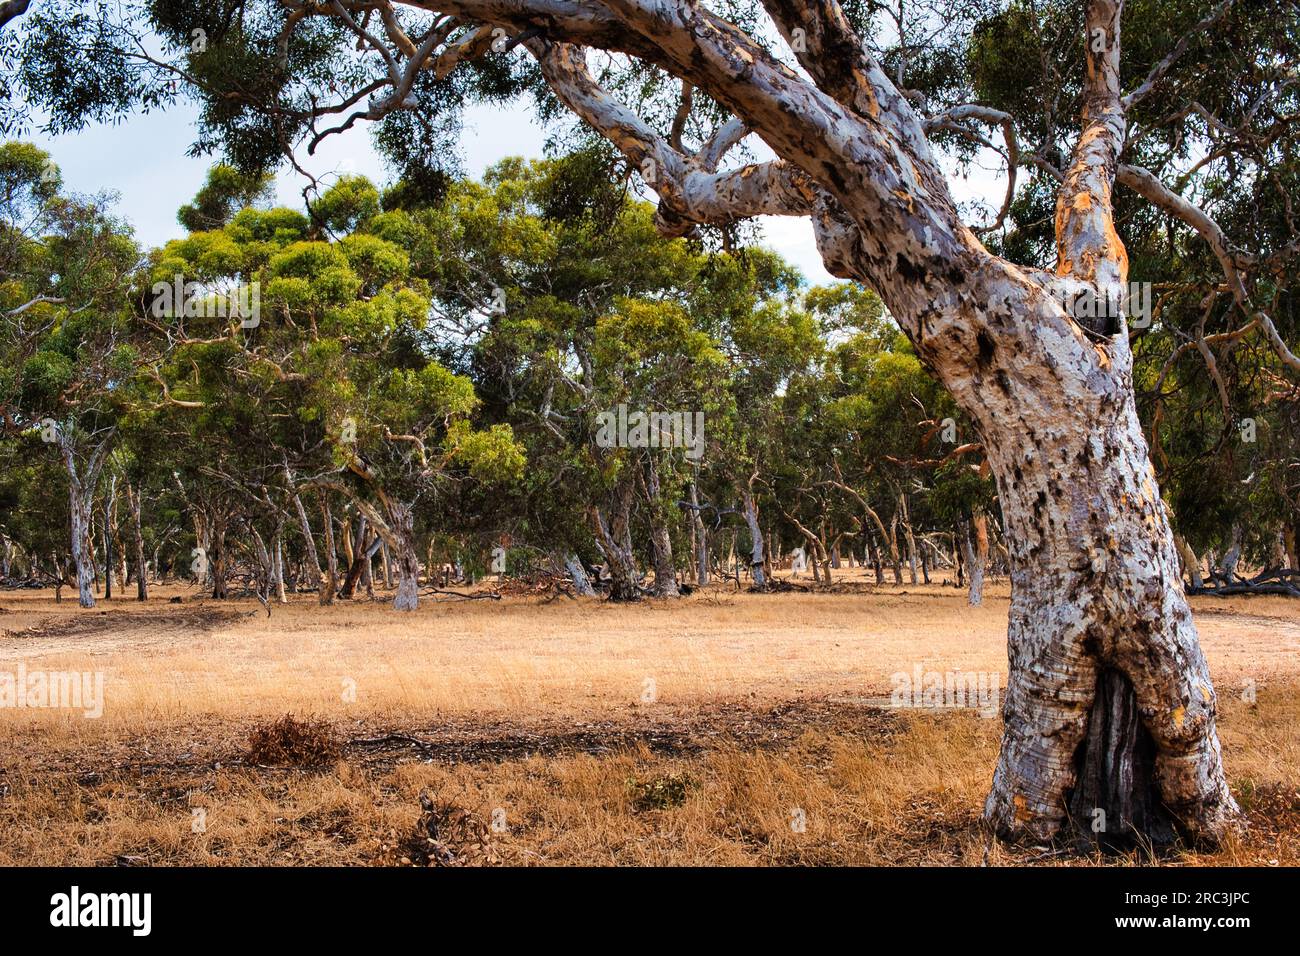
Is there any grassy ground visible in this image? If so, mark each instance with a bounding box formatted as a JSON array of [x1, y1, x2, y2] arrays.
[[1, 576, 1297, 866]]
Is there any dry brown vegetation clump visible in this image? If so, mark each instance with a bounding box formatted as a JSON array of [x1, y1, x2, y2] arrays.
[[374, 790, 504, 867], [245, 715, 341, 769]]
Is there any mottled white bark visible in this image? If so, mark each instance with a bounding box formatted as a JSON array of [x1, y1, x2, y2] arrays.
[[56, 429, 110, 609], [563, 552, 597, 596], [387, 501, 421, 611]]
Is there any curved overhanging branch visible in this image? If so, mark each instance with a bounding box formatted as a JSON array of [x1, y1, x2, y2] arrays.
[[695, 118, 749, 172], [758, 0, 933, 162], [530, 40, 816, 236], [1118, 163, 1300, 375]]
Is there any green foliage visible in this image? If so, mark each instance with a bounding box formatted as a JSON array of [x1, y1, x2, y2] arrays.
[[177, 163, 274, 232]]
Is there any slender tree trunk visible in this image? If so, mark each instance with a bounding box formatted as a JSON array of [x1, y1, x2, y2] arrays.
[[964, 511, 990, 606], [210, 519, 228, 599], [1271, 530, 1288, 570], [887, 511, 903, 585], [1218, 523, 1243, 582], [866, 530, 884, 585], [101, 477, 114, 600], [739, 487, 766, 589], [1174, 534, 1203, 590], [57, 435, 107, 609], [286, 467, 324, 600], [339, 517, 368, 599], [954, 524, 965, 589], [686, 481, 709, 587], [274, 533, 288, 604], [643, 457, 679, 597], [69, 483, 95, 608], [564, 552, 596, 596], [899, 493, 919, 585], [126, 482, 147, 601], [361, 533, 375, 598], [318, 497, 338, 605], [108, 483, 125, 595], [340, 516, 355, 570]]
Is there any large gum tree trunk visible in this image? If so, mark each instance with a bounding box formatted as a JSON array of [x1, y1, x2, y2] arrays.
[[975, 349, 1238, 847], [386, 501, 421, 611]]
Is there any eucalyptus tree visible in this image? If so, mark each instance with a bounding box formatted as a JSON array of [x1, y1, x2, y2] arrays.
[[149, 174, 524, 609], [397, 155, 789, 598], [13, 0, 1300, 846], [0, 142, 145, 607]]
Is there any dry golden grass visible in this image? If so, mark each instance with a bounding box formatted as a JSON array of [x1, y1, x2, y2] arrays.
[[0, 575, 1297, 866]]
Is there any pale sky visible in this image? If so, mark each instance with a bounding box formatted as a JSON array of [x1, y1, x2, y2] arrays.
[[24, 98, 1005, 289]]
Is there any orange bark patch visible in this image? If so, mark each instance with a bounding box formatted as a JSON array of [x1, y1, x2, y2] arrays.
[[851, 69, 880, 117], [1013, 794, 1032, 822]]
